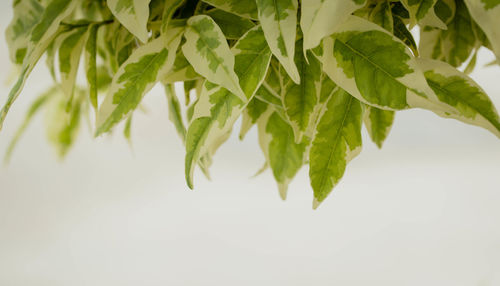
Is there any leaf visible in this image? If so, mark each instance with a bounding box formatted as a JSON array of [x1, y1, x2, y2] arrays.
[[106, 0, 151, 43], [257, 111, 307, 199], [182, 15, 245, 100], [5, 0, 44, 64], [239, 96, 269, 140], [309, 89, 363, 208], [205, 9, 256, 39], [185, 26, 272, 188], [464, 0, 500, 64], [417, 58, 500, 138], [281, 40, 322, 143], [400, 0, 446, 29], [96, 26, 184, 135], [364, 106, 395, 148], [163, 51, 201, 83], [84, 24, 99, 111], [368, 0, 394, 32], [256, 0, 300, 84], [164, 84, 187, 142], [46, 91, 84, 158], [202, 0, 259, 20], [4, 87, 57, 164], [393, 14, 419, 56], [317, 16, 436, 111], [300, 0, 366, 51], [420, 0, 477, 67], [58, 26, 89, 98], [161, 0, 185, 34], [0, 0, 78, 130]]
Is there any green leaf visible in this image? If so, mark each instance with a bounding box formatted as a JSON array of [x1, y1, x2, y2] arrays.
[[281, 40, 322, 143], [161, 0, 185, 34], [4, 86, 57, 164], [420, 1, 477, 67], [185, 26, 272, 188], [318, 16, 436, 111], [205, 9, 256, 39], [5, 0, 44, 64], [257, 111, 307, 199], [96, 26, 184, 135], [202, 0, 259, 20], [364, 106, 395, 148], [368, 0, 394, 32], [163, 51, 201, 83], [300, 0, 366, 51], [239, 97, 269, 140], [106, 0, 151, 43], [0, 0, 78, 130], [58, 26, 89, 98], [256, 0, 300, 84], [400, 0, 446, 29], [465, 0, 500, 64], [417, 58, 500, 138], [182, 15, 245, 100], [84, 24, 99, 111], [309, 89, 363, 208], [164, 84, 187, 142]]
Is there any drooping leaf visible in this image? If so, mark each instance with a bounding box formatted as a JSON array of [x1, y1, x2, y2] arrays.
[[5, 0, 44, 64], [205, 9, 256, 39], [300, 0, 366, 51], [364, 106, 395, 148], [58, 26, 89, 98], [256, 0, 300, 84], [164, 84, 187, 142], [185, 26, 272, 188], [464, 0, 500, 64], [400, 0, 446, 29], [84, 24, 99, 111], [202, 0, 259, 20], [258, 111, 307, 199], [0, 0, 78, 130], [317, 16, 436, 111], [281, 40, 322, 143], [417, 58, 500, 138], [309, 89, 363, 208], [106, 0, 151, 43], [96, 26, 184, 135], [182, 15, 245, 100]]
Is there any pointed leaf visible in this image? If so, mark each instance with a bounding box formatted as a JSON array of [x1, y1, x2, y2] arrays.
[[300, 0, 366, 51], [182, 15, 245, 100], [202, 0, 258, 20], [96, 27, 184, 135], [106, 0, 151, 43], [58, 26, 89, 98], [364, 106, 395, 148], [256, 0, 300, 83], [309, 89, 363, 207]]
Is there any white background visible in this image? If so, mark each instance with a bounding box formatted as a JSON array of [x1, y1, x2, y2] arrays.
[[1, 3, 500, 285]]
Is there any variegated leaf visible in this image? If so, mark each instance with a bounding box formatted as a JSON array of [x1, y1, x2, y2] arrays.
[[301, 0, 366, 51], [106, 0, 151, 43], [464, 0, 500, 64], [364, 106, 395, 148], [317, 16, 438, 111], [256, 0, 300, 84], [182, 15, 245, 100], [58, 26, 89, 98], [309, 89, 363, 208], [0, 0, 78, 130], [84, 24, 99, 110], [417, 58, 500, 138], [96, 27, 184, 135], [202, 0, 258, 20], [5, 0, 44, 64], [185, 26, 272, 188], [161, 0, 185, 34], [400, 0, 446, 29], [206, 9, 256, 39], [257, 110, 307, 199], [164, 84, 186, 142], [281, 40, 322, 143]]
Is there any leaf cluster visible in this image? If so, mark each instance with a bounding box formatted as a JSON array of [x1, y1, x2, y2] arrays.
[[3, 0, 500, 206]]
